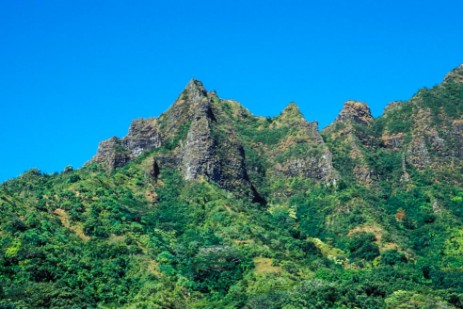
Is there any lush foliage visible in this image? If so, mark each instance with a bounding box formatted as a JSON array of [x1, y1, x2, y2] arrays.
[[2, 75, 463, 308]]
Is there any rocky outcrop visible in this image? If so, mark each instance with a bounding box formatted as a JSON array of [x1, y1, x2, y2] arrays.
[[335, 101, 373, 126], [276, 103, 306, 126], [124, 118, 162, 157], [90, 137, 130, 171], [181, 101, 219, 181], [325, 100, 376, 145], [179, 94, 264, 201], [159, 79, 212, 142], [88, 119, 162, 170], [322, 101, 374, 184], [274, 150, 335, 181], [89, 79, 212, 171], [271, 106, 337, 182]]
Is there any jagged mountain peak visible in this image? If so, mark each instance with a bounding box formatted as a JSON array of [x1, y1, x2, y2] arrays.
[[443, 64, 463, 83], [187, 78, 204, 87], [5, 66, 463, 308], [281, 102, 302, 115], [276, 102, 306, 124], [183, 78, 208, 101], [335, 100, 373, 126], [167, 79, 211, 115], [157, 79, 215, 142]]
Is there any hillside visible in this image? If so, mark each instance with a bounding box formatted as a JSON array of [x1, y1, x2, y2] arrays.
[[1, 66, 463, 308]]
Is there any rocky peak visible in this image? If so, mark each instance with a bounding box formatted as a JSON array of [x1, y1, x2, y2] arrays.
[[180, 89, 262, 201], [322, 101, 375, 184], [88, 118, 162, 170], [156, 79, 213, 145], [164, 79, 211, 121], [269, 104, 337, 183], [89, 136, 130, 171], [274, 102, 316, 133], [443, 64, 463, 84], [184, 79, 208, 103], [335, 100, 373, 126]]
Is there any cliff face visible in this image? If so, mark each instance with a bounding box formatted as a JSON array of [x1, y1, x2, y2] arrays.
[[181, 101, 217, 181], [90, 137, 130, 170], [88, 118, 162, 170]]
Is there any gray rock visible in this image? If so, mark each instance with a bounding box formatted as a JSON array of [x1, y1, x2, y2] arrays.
[[182, 104, 218, 181], [88, 119, 162, 170], [123, 118, 162, 157], [90, 136, 130, 171]]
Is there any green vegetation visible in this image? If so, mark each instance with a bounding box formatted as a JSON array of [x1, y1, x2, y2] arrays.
[[2, 154, 463, 307], [2, 69, 463, 307]]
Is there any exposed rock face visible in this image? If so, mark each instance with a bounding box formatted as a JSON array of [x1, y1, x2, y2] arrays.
[[89, 80, 211, 171], [181, 102, 219, 181], [335, 101, 373, 126], [90, 137, 130, 171], [179, 95, 262, 201], [275, 151, 335, 181], [184, 79, 208, 104], [89, 79, 340, 190], [125, 118, 162, 157], [88, 119, 162, 170], [159, 79, 211, 141]]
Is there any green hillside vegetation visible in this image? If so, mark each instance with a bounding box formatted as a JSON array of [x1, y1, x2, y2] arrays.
[[2, 66, 463, 308]]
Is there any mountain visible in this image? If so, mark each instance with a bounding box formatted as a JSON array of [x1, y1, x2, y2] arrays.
[[2, 66, 463, 308]]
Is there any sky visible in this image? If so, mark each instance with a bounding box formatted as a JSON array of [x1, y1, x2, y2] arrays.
[[1, 0, 463, 182]]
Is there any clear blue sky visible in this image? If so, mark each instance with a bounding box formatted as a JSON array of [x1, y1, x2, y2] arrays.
[[1, 0, 463, 182]]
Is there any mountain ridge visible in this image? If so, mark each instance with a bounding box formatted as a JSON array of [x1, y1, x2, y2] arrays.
[[88, 64, 463, 190], [2, 65, 463, 308]]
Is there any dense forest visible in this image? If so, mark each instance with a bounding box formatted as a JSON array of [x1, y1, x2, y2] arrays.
[[1, 65, 463, 308]]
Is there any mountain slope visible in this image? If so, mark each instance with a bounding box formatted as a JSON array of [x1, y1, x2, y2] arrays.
[[2, 66, 463, 308]]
